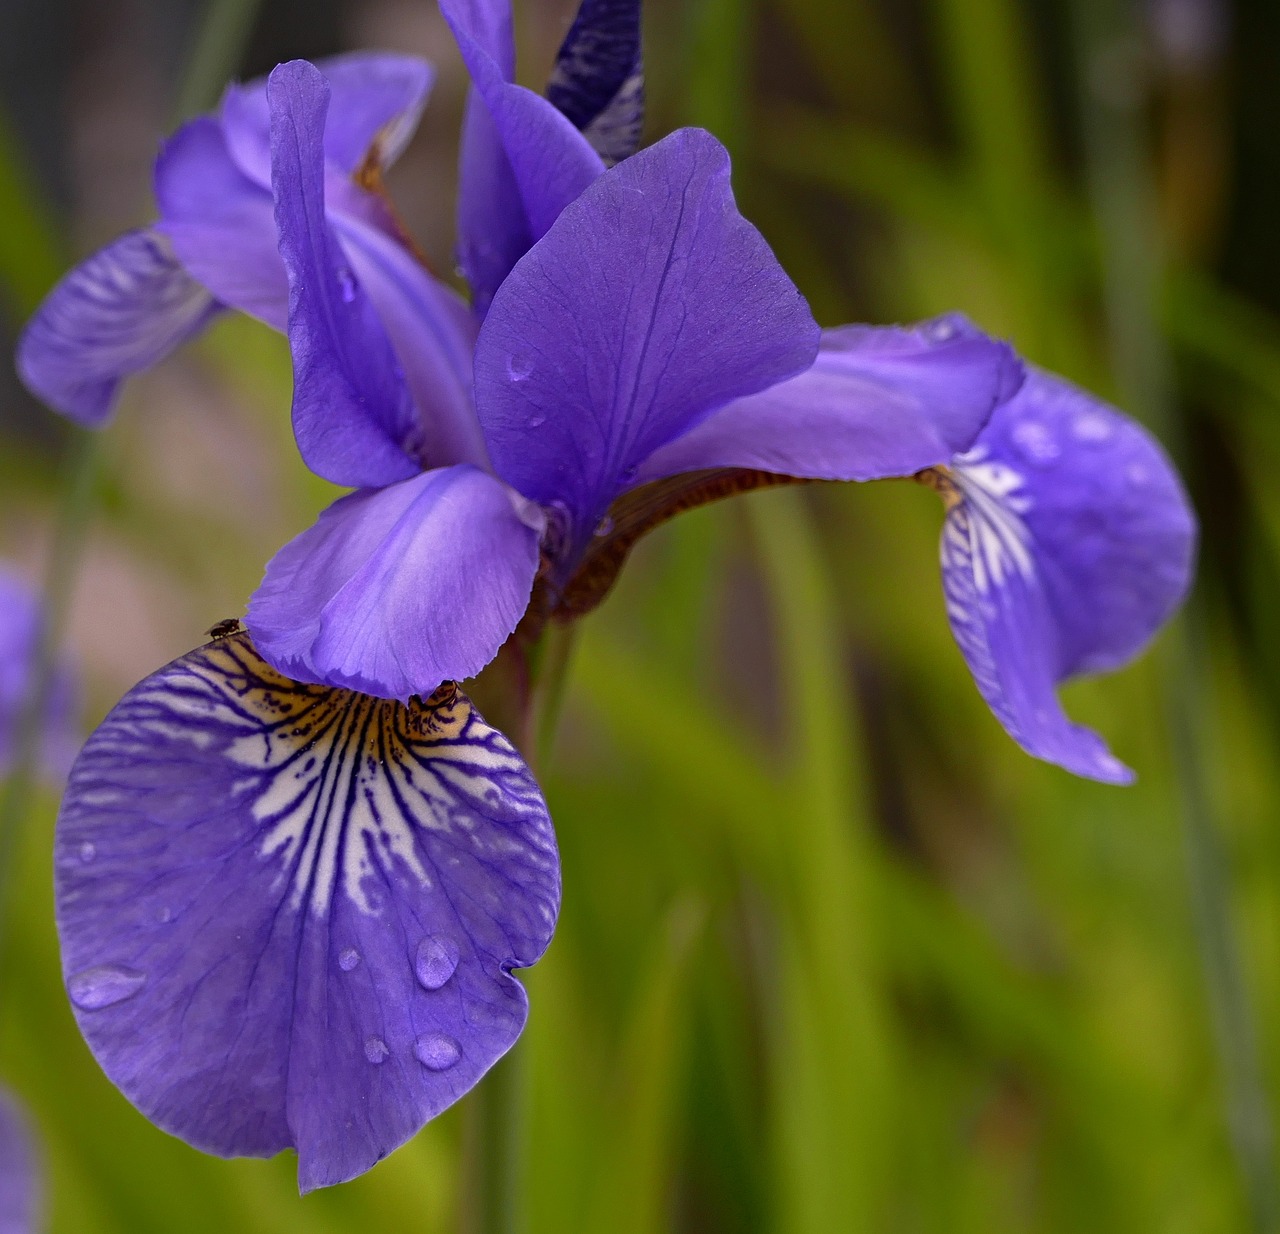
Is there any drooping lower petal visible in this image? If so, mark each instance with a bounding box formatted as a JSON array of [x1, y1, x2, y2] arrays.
[[220, 52, 435, 188], [936, 368, 1195, 782], [475, 127, 819, 563], [636, 315, 1023, 485], [55, 633, 560, 1192], [545, 0, 645, 165], [0, 1086, 41, 1233], [16, 228, 217, 424], [154, 118, 289, 330], [246, 466, 544, 701]]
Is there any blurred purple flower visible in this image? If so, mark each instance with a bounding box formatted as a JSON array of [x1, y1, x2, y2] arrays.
[[17, 52, 437, 426], [0, 1085, 41, 1234], [0, 566, 79, 784]]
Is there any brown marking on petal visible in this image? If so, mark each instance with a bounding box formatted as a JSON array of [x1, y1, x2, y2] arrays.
[[915, 465, 963, 510], [352, 138, 438, 277], [550, 468, 814, 621]]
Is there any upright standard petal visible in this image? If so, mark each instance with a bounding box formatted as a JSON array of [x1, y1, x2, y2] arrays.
[[16, 229, 217, 424], [637, 315, 1023, 485], [475, 127, 819, 562], [269, 61, 422, 487], [545, 0, 645, 165], [935, 368, 1195, 782], [0, 1086, 40, 1234], [270, 60, 485, 481], [444, 0, 605, 311], [221, 52, 435, 188], [56, 632, 560, 1191], [246, 467, 544, 701]]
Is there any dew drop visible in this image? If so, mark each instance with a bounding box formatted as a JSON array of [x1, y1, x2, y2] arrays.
[[364, 1036, 389, 1064], [78, 841, 97, 864], [68, 965, 146, 1010], [926, 317, 957, 342], [337, 268, 357, 303], [415, 936, 459, 991], [1010, 420, 1060, 465], [1126, 462, 1150, 487], [621, 464, 639, 484], [528, 413, 546, 428], [413, 1033, 461, 1071], [338, 947, 361, 972], [594, 515, 615, 537], [155, 905, 173, 925], [1071, 411, 1114, 444], [506, 353, 533, 382]]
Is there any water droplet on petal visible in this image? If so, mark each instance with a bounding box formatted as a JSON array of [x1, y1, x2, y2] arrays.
[[926, 318, 957, 342], [155, 905, 173, 924], [414, 1033, 461, 1071], [78, 841, 97, 864], [338, 947, 361, 972], [1010, 420, 1060, 465], [415, 936, 459, 991], [68, 965, 146, 1010], [337, 268, 357, 303], [506, 353, 533, 382], [528, 413, 546, 428], [1071, 412, 1114, 443], [621, 465, 639, 484], [1126, 462, 1149, 487], [364, 1036, 389, 1064], [594, 515, 614, 537]]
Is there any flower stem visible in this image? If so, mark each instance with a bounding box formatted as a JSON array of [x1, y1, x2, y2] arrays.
[[460, 622, 577, 1234], [172, 0, 262, 124], [1071, 3, 1279, 1227]]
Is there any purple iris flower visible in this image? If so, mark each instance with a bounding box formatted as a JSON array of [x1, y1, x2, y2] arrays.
[[0, 1086, 40, 1234], [41, 0, 1193, 1195], [0, 566, 79, 783]]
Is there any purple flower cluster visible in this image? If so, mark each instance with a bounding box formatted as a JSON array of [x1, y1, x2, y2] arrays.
[[17, 0, 1194, 1193], [0, 1086, 40, 1234]]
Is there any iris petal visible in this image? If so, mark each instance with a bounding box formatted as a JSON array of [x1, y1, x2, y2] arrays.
[[637, 315, 1023, 485], [16, 228, 217, 424], [938, 368, 1195, 782], [220, 52, 435, 188], [154, 117, 289, 330], [546, 0, 645, 165], [269, 59, 484, 483], [55, 633, 560, 1192], [475, 127, 819, 565], [0, 1086, 41, 1233], [246, 466, 544, 701], [443, 0, 605, 313]]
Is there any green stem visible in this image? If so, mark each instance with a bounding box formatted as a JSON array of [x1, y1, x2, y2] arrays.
[[461, 622, 579, 1234], [173, 0, 262, 124], [1071, 5, 1278, 1227]]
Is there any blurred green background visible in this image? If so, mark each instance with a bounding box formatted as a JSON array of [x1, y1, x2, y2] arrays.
[[2, 0, 1279, 1228]]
